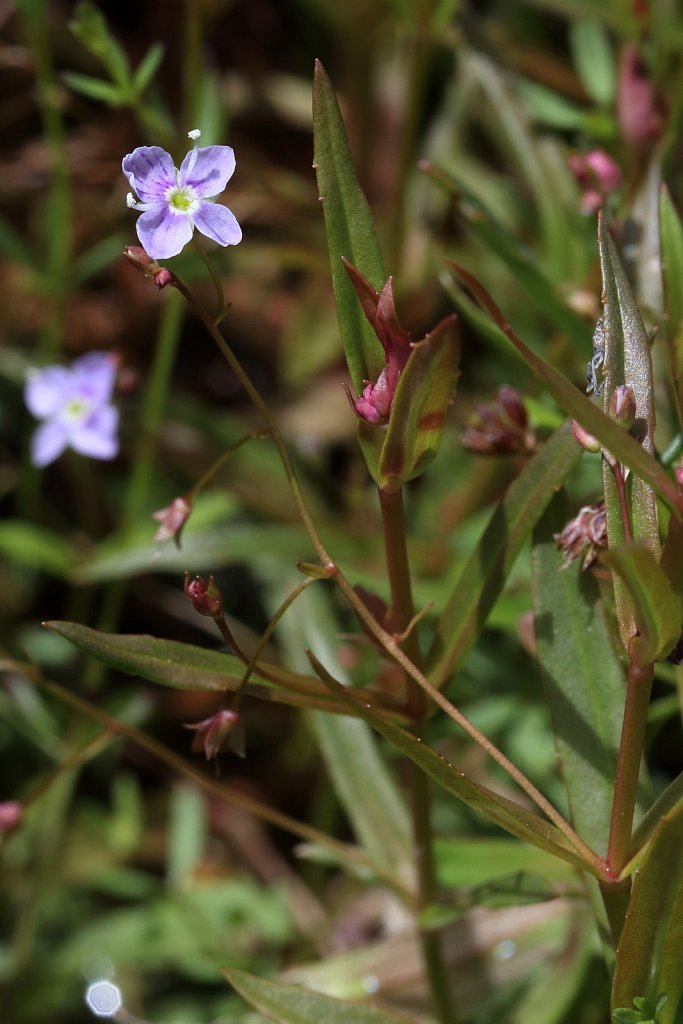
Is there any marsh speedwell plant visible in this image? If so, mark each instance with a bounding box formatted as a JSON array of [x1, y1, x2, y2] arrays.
[[5, 4, 683, 1023]]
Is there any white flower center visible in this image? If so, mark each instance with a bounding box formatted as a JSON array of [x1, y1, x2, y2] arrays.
[[64, 396, 90, 422], [165, 184, 199, 216]]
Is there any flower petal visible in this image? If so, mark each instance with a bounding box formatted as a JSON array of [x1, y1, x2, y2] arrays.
[[122, 147, 177, 202], [69, 406, 119, 460], [136, 205, 194, 259], [25, 366, 71, 418], [31, 420, 69, 467], [179, 146, 235, 198], [70, 352, 118, 405], [193, 202, 242, 247]]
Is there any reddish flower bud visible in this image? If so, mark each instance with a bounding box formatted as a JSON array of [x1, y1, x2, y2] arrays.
[[568, 150, 622, 214], [123, 245, 157, 273], [184, 573, 223, 617], [153, 496, 192, 547], [183, 709, 240, 761], [0, 801, 22, 834], [554, 501, 607, 570], [609, 384, 637, 429], [153, 267, 175, 290], [462, 385, 535, 455], [617, 44, 667, 148], [572, 420, 601, 453]]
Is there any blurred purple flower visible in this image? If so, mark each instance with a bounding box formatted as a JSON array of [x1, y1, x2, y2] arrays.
[[25, 352, 119, 467], [568, 150, 622, 214], [122, 129, 242, 259]]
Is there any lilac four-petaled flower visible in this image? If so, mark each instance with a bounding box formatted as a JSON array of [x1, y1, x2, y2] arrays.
[[122, 129, 242, 259], [25, 352, 119, 467]]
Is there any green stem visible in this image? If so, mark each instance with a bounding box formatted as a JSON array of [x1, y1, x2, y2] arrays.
[[607, 657, 654, 876], [378, 487, 457, 1024]]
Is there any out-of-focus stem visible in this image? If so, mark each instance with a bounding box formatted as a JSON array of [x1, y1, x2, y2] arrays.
[[604, 454, 633, 544], [378, 487, 457, 1024], [607, 657, 654, 876]]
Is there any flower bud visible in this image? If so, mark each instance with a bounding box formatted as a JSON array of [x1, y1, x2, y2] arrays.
[[554, 501, 607, 569], [0, 801, 22, 835], [153, 496, 192, 547], [123, 245, 156, 273], [153, 267, 175, 290], [184, 573, 223, 618], [462, 385, 535, 455], [617, 43, 667, 148], [572, 420, 601, 453], [609, 384, 637, 429], [183, 709, 240, 761]]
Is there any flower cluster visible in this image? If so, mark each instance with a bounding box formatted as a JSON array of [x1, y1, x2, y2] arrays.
[[123, 129, 241, 259], [554, 501, 607, 570], [25, 351, 119, 467]]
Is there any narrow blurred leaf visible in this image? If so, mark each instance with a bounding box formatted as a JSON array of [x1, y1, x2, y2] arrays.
[[376, 314, 460, 491], [516, 81, 588, 130], [427, 421, 582, 689], [43, 621, 403, 717], [309, 653, 597, 874], [0, 214, 34, 265], [312, 60, 385, 390], [611, 803, 683, 1022], [62, 72, 123, 105], [532, 497, 625, 857], [72, 236, 129, 282], [423, 163, 590, 349], [435, 837, 575, 887], [0, 521, 77, 576], [224, 967, 420, 1024], [659, 186, 683, 417], [69, 1, 131, 87], [133, 43, 164, 93], [601, 545, 681, 663], [167, 785, 207, 888], [447, 261, 680, 514], [569, 20, 615, 106]]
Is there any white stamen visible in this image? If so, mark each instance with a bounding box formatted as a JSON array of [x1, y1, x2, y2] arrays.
[[126, 192, 137, 208], [188, 128, 202, 141]]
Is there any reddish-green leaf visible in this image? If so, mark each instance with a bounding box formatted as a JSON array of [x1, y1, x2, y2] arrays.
[[312, 60, 385, 390], [611, 803, 683, 1022], [600, 546, 681, 663], [374, 314, 460, 491], [43, 621, 403, 717]]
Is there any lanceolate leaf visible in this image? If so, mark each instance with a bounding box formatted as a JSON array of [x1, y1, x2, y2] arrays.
[[659, 186, 683, 418], [600, 546, 681, 663], [223, 967, 420, 1024], [427, 421, 582, 689], [43, 621, 404, 718], [376, 314, 460, 491], [532, 498, 625, 858], [446, 261, 681, 515], [312, 60, 385, 390], [597, 213, 659, 562], [309, 653, 599, 875], [611, 803, 683, 1022]]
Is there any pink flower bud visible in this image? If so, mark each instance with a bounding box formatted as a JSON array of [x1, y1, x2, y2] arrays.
[[183, 709, 240, 761], [572, 420, 601, 453], [0, 801, 22, 834], [609, 385, 637, 429], [617, 44, 667, 147], [184, 573, 223, 618], [153, 496, 192, 547], [153, 267, 175, 290], [568, 150, 622, 214], [123, 245, 157, 272]]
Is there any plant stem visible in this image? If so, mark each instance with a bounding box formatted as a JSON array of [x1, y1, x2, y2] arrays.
[[606, 657, 654, 876], [605, 454, 633, 544], [378, 487, 457, 1024]]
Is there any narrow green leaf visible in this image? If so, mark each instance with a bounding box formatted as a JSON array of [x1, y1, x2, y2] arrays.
[[601, 545, 681, 663], [133, 43, 164, 93], [569, 20, 615, 106], [532, 496, 625, 858], [312, 60, 385, 390], [62, 72, 123, 105], [598, 214, 660, 554], [447, 260, 681, 515], [423, 162, 590, 349], [42, 621, 403, 718], [376, 314, 460, 490], [659, 185, 683, 417], [0, 521, 77, 576], [309, 653, 598, 875], [611, 803, 683, 1022], [427, 421, 582, 689], [0, 214, 34, 265], [69, 1, 131, 87], [223, 967, 420, 1024]]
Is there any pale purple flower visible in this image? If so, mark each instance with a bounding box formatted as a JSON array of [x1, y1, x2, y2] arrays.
[[122, 129, 242, 259], [25, 352, 119, 467]]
